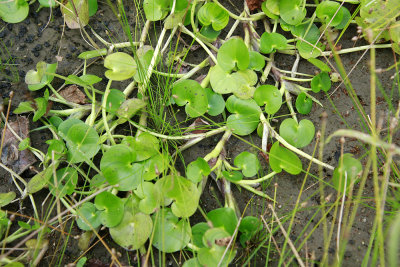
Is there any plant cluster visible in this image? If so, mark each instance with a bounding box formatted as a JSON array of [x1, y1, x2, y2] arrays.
[[0, 0, 400, 266]]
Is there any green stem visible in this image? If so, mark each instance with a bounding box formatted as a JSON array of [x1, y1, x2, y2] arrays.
[[238, 183, 273, 201], [236, 171, 276, 185], [212, 0, 265, 21], [321, 43, 392, 56], [102, 80, 116, 145], [204, 129, 232, 161]]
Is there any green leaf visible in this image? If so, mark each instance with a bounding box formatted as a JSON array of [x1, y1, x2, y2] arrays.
[[197, 3, 229, 31], [152, 208, 191, 252], [49, 167, 78, 198], [156, 175, 200, 218], [307, 58, 331, 72], [207, 207, 238, 235], [123, 132, 160, 161], [80, 74, 102, 85], [253, 85, 282, 114], [239, 216, 262, 247], [27, 162, 58, 194], [226, 95, 261, 135], [100, 144, 142, 191], [205, 88, 225, 116], [18, 138, 30, 151], [25, 62, 57, 91], [103, 89, 125, 113], [248, 51, 265, 71], [295, 92, 313, 115], [33, 97, 48, 122], [316, 1, 346, 27], [61, 0, 89, 29], [261, 1, 279, 19], [78, 49, 107, 59], [116, 98, 146, 124], [172, 80, 208, 117], [0, 192, 16, 207], [39, 0, 57, 7], [279, 118, 315, 148], [187, 157, 211, 183], [94, 192, 124, 227], [134, 182, 160, 214], [269, 142, 302, 175], [88, 0, 98, 16], [192, 222, 210, 248], [231, 70, 258, 99], [311, 72, 331, 93], [293, 22, 323, 59], [260, 32, 288, 54], [14, 101, 35, 114], [0, 0, 29, 23], [134, 46, 157, 83], [143, 0, 169, 21], [104, 52, 137, 81], [76, 202, 102, 231], [234, 151, 260, 177], [199, 25, 221, 41], [222, 171, 243, 182], [217, 38, 249, 72], [332, 154, 362, 193], [279, 0, 306, 25]]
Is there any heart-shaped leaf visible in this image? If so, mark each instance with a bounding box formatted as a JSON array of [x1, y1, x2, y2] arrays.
[[207, 207, 238, 235], [172, 80, 208, 117], [332, 154, 362, 193], [94, 192, 124, 227], [253, 85, 282, 114], [226, 95, 261, 135], [238, 216, 262, 247], [109, 202, 152, 250], [49, 167, 78, 198], [192, 222, 210, 248], [100, 144, 142, 191], [311, 72, 331, 93], [295, 92, 313, 115], [187, 157, 211, 183], [222, 171, 243, 182], [231, 70, 258, 99], [123, 132, 160, 161], [199, 25, 221, 41], [269, 142, 302, 175], [261, 0, 279, 19], [234, 151, 260, 177], [260, 32, 288, 54], [316, 1, 347, 28], [143, 0, 169, 21], [279, 0, 306, 25], [156, 175, 200, 217], [152, 208, 191, 252], [141, 154, 167, 181], [76, 202, 101, 231], [25, 62, 57, 91], [197, 2, 229, 31], [210, 65, 256, 97], [104, 52, 137, 81], [293, 22, 324, 59], [0, 0, 29, 23], [134, 182, 160, 214], [248, 51, 266, 71], [217, 38, 249, 72], [205, 88, 225, 116], [279, 118, 315, 148], [103, 89, 125, 114]]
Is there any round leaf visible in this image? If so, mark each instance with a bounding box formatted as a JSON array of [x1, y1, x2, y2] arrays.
[[198, 228, 236, 266], [316, 1, 345, 27], [279, 0, 306, 25], [217, 38, 249, 72], [231, 70, 258, 99], [253, 85, 282, 114], [172, 80, 208, 117], [110, 210, 152, 250], [187, 157, 211, 183], [222, 171, 243, 182], [234, 151, 260, 177], [260, 32, 288, 54], [0, 0, 29, 23], [49, 167, 78, 198], [238, 216, 262, 247], [123, 132, 160, 161], [64, 123, 100, 163], [152, 208, 191, 252], [197, 3, 229, 31], [103, 89, 125, 113], [226, 95, 261, 135], [311, 72, 331, 93], [76, 202, 101, 231], [104, 52, 137, 81], [207, 207, 238, 235], [143, 0, 169, 21], [269, 142, 302, 175], [205, 88, 225, 116], [100, 144, 142, 191], [94, 192, 124, 227], [295, 92, 313, 115], [134, 182, 160, 214], [332, 154, 362, 193], [248, 51, 266, 71], [279, 118, 315, 148]]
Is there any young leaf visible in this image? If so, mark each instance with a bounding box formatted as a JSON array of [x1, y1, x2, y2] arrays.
[[207, 207, 238, 235], [260, 32, 288, 54], [187, 157, 211, 183], [78, 49, 107, 59], [134, 182, 160, 214], [152, 208, 191, 252], [226, 95, 261, 135], [197, 3, 229, 31], [234, 151, 260, 177], [279, 0, 306, 25], [332, 154, 362, 193], [217, 38, 249, 72], [0, 192, 16, 207], [279, 118, 315, 148], [104, 52, 137, 81], [88, 0, 98, 16], [25, 62, 57, 91], [311, 72, 331, 93], [94, 192, 124, 227], [248, 51, 266, 71], [172, 80, 208, 117], [156, 175, 200, 218], [14, 102, 35, 114], [61, 0, 89, 29], [307, 58, 331, 72], [269, 142, 302, 175], [295, 92, 313, 115], [222, 171, 243, 182], [253, 84, 282, 114]]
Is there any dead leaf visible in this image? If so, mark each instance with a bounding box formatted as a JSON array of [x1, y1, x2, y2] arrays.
[[246, 0, 262, 11], [1, 116, 36, 175], [59, 85, 86, 104]]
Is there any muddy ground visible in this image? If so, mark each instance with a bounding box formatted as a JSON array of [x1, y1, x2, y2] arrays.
[[0, 0, 399, 266]]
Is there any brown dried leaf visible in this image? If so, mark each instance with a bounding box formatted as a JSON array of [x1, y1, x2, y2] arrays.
[[59, 85, 87, 104], [246, 0, 262, 11], [1, 116, 36, 175]]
